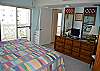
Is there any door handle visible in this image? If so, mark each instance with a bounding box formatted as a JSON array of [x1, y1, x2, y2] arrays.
[[40, 29, 43, 30]]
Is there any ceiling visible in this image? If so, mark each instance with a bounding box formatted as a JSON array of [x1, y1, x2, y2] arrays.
[[0, 0, 100, 8]]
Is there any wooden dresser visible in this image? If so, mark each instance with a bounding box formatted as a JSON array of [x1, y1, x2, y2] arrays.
[[54, 35, 97, 64]]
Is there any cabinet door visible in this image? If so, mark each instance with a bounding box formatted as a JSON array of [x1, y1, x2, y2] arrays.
[[54, 36, 65, 53], [65, 38, 72, 55]]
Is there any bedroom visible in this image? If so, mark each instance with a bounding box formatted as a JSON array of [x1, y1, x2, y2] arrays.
[[0, 0, 100, 71]]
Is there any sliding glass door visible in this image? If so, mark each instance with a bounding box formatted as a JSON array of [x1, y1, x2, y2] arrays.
[[0, 5, 16, 41], [17, 8, 31, 40], [0, 5, 31, 41]]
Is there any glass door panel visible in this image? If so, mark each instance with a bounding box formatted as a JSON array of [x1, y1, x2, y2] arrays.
[[17, 8, 30, 27], [17, 8, 30, 40], [0, 5, 16, 41], [18, 27, 30, 40]]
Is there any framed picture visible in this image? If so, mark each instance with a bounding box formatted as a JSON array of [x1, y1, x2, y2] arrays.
[[75, 13, 83, 21]]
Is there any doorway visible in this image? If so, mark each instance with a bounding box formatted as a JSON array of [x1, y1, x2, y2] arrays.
[[51, 9, 62, 43]]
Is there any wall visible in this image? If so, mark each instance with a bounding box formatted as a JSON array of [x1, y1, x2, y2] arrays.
[[37, 0, 100, 7], [73, 7, 84, 38], [95, 6, 100, 31], [0, 0, 33, 8]]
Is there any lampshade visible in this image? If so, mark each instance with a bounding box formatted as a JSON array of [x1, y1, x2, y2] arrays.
[[89, 26, 98, 35]]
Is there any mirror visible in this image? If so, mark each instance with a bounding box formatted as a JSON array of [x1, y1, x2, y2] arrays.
[[82, 7, 97, 39], [64, 14, 73, 32], [63, 8, 75, 36]]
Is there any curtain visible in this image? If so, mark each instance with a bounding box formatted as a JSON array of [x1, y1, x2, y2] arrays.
[[31, 7, 40, 43]]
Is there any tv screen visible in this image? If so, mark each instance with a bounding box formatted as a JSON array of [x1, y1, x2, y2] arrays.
[[71, 28, 80, 37]]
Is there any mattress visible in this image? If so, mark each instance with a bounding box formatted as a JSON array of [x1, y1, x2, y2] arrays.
[[0, 39, 65, 71]]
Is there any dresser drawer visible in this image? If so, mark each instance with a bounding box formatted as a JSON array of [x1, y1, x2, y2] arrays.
[[72, 47, 79, 52], [80, 54, 92, 63], [72, 51, 79, 57], [81, 41, 88, 47], [80, 49, 93, 56], [73, 40, 80, 47], [80, 44, 95, 51], [81, 41, 95, 50], [65, 46, 72, 50], [65, 39, 72, 46]]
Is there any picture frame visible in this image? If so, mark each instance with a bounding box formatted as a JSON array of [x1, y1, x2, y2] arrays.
[[75, 13, 83, 21]]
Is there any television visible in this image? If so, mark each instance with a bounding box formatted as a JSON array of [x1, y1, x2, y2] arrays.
[[71, 28, 80, 37]]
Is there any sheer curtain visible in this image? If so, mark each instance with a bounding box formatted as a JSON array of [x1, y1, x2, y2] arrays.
[[31, 0, 41, 44]]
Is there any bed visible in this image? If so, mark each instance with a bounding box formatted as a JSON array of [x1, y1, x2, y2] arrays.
[[0, 39, 65, 71]]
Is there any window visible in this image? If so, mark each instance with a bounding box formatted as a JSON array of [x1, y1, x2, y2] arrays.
[[17, 8, 31, 40], [56, 13, 62, 36], [0, 5, 31, 41]]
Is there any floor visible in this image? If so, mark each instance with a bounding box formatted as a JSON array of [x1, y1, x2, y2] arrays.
[[42, 43, 92, 71]]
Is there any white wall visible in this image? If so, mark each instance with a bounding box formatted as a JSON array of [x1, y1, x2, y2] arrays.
[[95, 6, 100, 30], [38, 0, 100, 7], [0, 0, 33, 8]]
